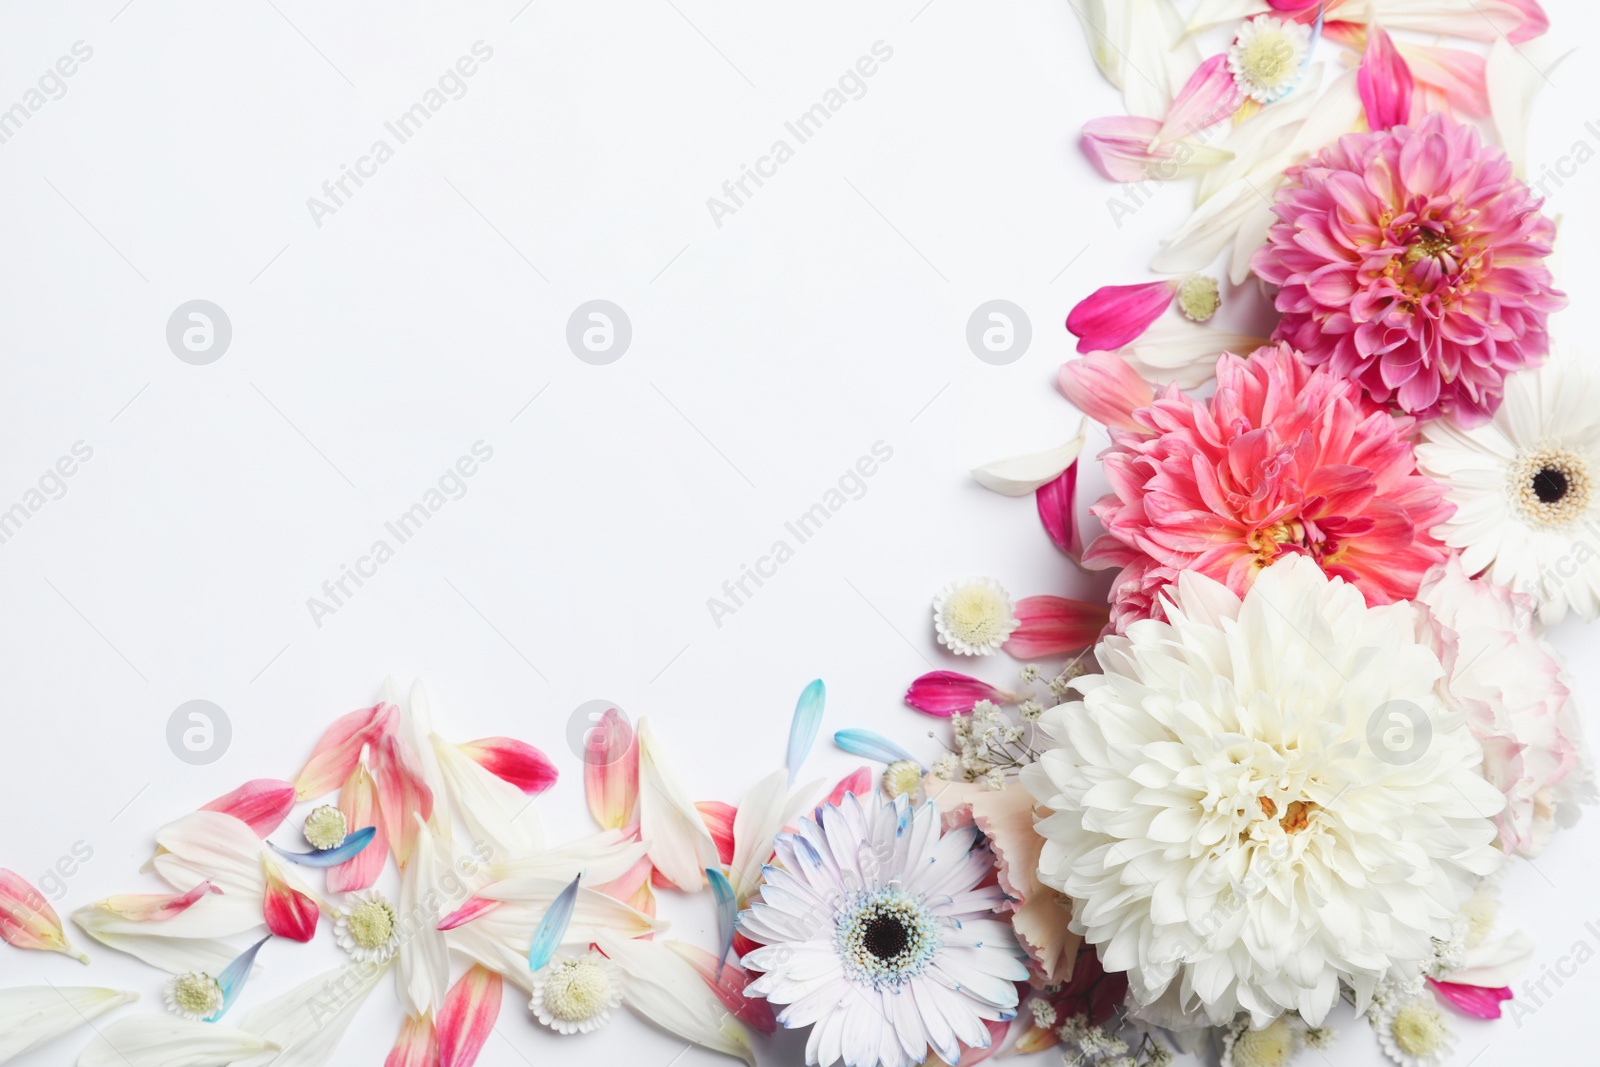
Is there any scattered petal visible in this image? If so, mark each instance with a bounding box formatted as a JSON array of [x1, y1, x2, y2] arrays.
[[1066, 281, 1175, 354], [528, 872, 582, 972], [821, 766, 873, 808], [208, 935, 271, 1022], [234, 961, 388, 1067], [371, 730, 435, 869], [1001, 596, 1110, 659], [1036, 460, 1083, 560], [327, 756, 385, 894], [785, 679, 826, 786], [971, 423, 1087, 496], [293, 703, 395, 801], [666, 940, 778, 1035], [77, 1015, 277, 1067], [200, 780, 296, 838], [833, 729, 920, 767], [706, 867, 737, 975], [262, 859, 320, 943], [695, 801, 738, 866], [437, 965, 502, 1067], [1058, 351, 1156, 431], [0, 868, 88, 962], [1428, 978, 1513, 1020], [457, 737, 558, 795], [385, 1014, 438, 1067], [598, 931, 757, 1066], [583, 707, 638, 832], [0, 987, 136, 1064], [95, 881, 221, 924], [268, 826, 377, 868], [637, 718, 720, 891], [904, 671, 1013, 717]]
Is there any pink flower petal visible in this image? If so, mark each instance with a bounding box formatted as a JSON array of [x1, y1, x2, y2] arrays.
[[436, 896, 503, 931], [386, 1014, 439, 1067], [1428, 977, 1514, 1019], [1066, 281, 1176, 354], [97, 880, 221, 923], [1158, 53, 1244, 142], [583, 707, 639, 832], [1057, 352, 1156, 431], [904, 671, 1013, 717], [327, 756, 386, 894], [1081, 115, 1176, 183], [294, 704, 396, 801], [1505, 0, 1550, 43], [457, 737, 558, 795], [0, 869, 87, 962], [695, 800, 738, 865], [1358, 25, 1415, 131], [667, 940, 778, 1035], [261, 857, 320, 943], [822, 767, 874, 808], [1037, 461, 1083, 561], [371, 730, 434, 869], [593, 855, 659, 919], [437, 964, 503, 1067], [1002, 596, 1110, 659], [200, 780, 297, 838]]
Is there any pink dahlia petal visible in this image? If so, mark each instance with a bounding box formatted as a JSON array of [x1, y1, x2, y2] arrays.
[[1058, 352, 1156, 431], [1158, 54, 1243, 142], [1001, 596, 1110, 658], [1037, 460, 1084, 561], [1066, 281, 1175, 353], [1358, 25, 1415, 131]]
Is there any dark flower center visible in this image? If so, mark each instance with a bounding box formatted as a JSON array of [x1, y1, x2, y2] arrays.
[[862, 915, 910, 961], [1533, 467, 1570, 504]]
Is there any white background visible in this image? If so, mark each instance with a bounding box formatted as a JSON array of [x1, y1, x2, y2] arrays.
[[1, 2, 1597, 1065]]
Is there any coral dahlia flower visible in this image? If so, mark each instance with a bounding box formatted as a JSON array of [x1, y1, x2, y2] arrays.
[[1084, 343, 1453, 631], [1253, 112, 1564, 422]]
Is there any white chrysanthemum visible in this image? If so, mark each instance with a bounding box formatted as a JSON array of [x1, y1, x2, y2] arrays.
[[933, 578, 1019, 655], [530, 951, 624, 1034], [335, 891, 401, 964], [739, 791, 1028, 1067], [1416, 356, 1600, 623], [1022, 557, 1504, 1028], [1227, 15, 1310, 103], [164, 971, 223, 1020], [1373, 996, 1455, 1067]]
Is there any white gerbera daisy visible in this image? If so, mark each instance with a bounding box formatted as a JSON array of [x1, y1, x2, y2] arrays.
[[1372, 996, 1456, 1067], [335, 891, 401, 964], [530, 951, 624, 1034], [738, 791, 1028, 1067], [1023, 556, 1504, 1028], [164, 971, 223, 1020], [933, 578, 1019, 655], [1228, 15, 1311, 103], [1416, 357, 1600, 623]]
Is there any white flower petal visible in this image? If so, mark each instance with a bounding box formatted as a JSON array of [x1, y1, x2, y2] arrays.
[[1122, 0, 1200, 120], [970, 422, 1086, 496], [1488, 38, 1571, 178], [637, 718, 719, 891], [76, 1014, 275, 1067], [448, 888, 665, 995], [728, 768, 828, 908], [598, 931, 757, 1066], [1116, 319, 1267, 389], [231, 962, 388, 1067], [431, 733, 543, 858], [396, 819, 452, 1018], [0, 987, 136, 1064]]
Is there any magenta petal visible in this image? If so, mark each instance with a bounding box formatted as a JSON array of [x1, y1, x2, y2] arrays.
[[1359, 26, 1415, 132], [200, 780, 297, 838], [1429, 978, 1514, 1019], [1037, 460, 1083, 560], [1002, 596, 1110, 659], [1067, 281, 1175, 354], [458, 737, 559, 795], [905, 671, 1011, 716]]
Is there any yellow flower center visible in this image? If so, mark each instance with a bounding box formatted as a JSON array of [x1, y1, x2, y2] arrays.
[[943, 586, 1009, 646], [882, 760, 923, 799], [303, 805, 349, 850], [347, 899, 397, 951], [173, 972, 223, 1016], [543, 958, 614, 1022], [1392, 1002, 1448, 1057], [1177, 275, 1220, 322], [1231, 1018, 1295, 1067], [1239, 31, 1297, 88]]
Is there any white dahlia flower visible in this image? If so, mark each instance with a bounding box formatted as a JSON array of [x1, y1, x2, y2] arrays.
[[1022, 556, 1504, 1028], [738, 791, 1028, 1067]]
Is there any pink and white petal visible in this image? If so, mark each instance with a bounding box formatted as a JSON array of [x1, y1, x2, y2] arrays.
[[397, 818, 453, 1018], [235, 961, 389, 1067], [436, 965, 502, 1067], [372, 730, 435, 869], [153, 811, 269, 897], [261, 857, 320, 944], [294, 703, 395, 801], [696, 800, 738, 866], [1001, 596, 1110, 659], [666, 940, 779, 1035], [583, 707, 639, 831], [1358, 25, 1415, 132], [637, 719, 720, 891], [822, 767, 874, 808], [593, 854, 659, 918], [326, 755, 386, 894], [457, 737, 558, 795], [94, 881, 220, 923], [970, 423, 1088, 497], [1058, 352, 1155, 431], [598, 931, 758, 1067], [385, 1014, 438, 1067], [1158, 53, 1244, 142], [0, 869, 87, 962], [730, 770, 827, 908], [200, 780, 297, 838], [432, 736, 543, 858], [1066, 281, 1175, 354]]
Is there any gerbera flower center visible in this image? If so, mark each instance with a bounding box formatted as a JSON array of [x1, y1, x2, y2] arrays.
[[1510, 447, 1591, 528], [541, 957, 615, 1023], [347, 898, 397, 951], [303, 804, 348, 850], [171, 972, 223, 1016], [1228, 17, 1309, 103], [837, 888, 940, 987], [942, 587, 1009, 645], [1239, 35, 1295, 86], [1391, 1001, 1449, 1056]]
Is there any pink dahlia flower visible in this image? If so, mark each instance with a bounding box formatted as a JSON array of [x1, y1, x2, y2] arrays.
[[1084, 343, 1454, 630], [1252, 112, 1564, 422]]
